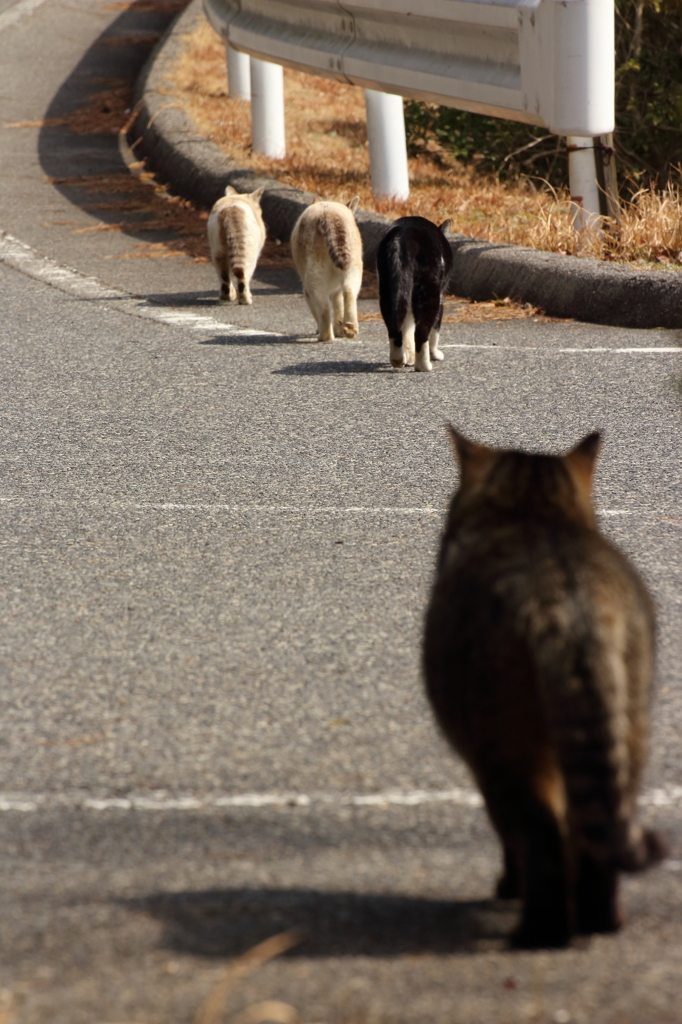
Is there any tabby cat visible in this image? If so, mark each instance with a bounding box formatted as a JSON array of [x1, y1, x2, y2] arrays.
[[423, 428, 666, 947], [291, 198, 363, 342], [207, 185, 266, 304]]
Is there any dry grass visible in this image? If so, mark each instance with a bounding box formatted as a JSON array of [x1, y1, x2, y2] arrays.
[[191, 931, 328, 1024], [165, 18, 682, 269]]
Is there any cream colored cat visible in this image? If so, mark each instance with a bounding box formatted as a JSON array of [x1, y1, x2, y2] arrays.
[[207, 185, 266, 304], [291, 198, 363, 341]]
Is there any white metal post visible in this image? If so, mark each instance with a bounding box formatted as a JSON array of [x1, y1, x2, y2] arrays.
[[364, 89, 409, 201], [226, 45, 251, 101], [250, 57, 286, 159], [567, 136, 602, 233]]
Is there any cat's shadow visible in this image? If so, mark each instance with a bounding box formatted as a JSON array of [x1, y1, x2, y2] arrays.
[[273, 360, 391, 375], [123, 887, 518, 958], [199, 334, 324, 347]]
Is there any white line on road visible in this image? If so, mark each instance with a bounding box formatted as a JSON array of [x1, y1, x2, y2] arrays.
[[1, 785, 681, 813], [0, 499, 673, 517], [0, 231, 280, 337], [0, 0, 49, 31], [442, 344, 682, 353]]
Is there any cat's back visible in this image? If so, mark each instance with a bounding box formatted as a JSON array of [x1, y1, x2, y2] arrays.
[[291, 201, 361, 274], [210, 194, 264, 232], [426, 452, 656, 791], [431, 515, 652, 644], [382, 216, 451, 260]]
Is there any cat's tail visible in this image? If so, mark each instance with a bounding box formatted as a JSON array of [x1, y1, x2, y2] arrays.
[[321, 214, 352, 271], [219, 207, 248, 293], [534, 586, 661, 873], [377, 230, 413, 334]]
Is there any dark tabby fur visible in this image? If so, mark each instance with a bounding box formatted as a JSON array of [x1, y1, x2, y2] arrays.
[[376, 216, 453, 372], [423, 428, 666, 948]]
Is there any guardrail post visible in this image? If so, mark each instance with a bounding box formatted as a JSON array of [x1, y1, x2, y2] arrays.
[[250, 58, 286, 159], [567, 136, 602, 233], [226, 45, 251, 101], [364, 90, 409, 201]]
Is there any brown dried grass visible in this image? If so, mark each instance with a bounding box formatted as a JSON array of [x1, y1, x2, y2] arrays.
[[165, 18, 682, 269]]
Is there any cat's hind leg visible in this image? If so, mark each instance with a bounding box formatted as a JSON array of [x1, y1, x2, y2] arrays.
[[481, 772, 572, 947], [402, 309, 416, 366], [306, 287, 334, 342], [332, 289, 345, 338], [218, 255, 236, 302], [413, 287, 441, 372], [414, 316, 433, 372], [513, 800, 573, 948], [378, 270, 409, 367], [342, 280, 360, 338], [233, 267, 253, 305], [575, 853, 622, 935], [429, 299, 445, 362]]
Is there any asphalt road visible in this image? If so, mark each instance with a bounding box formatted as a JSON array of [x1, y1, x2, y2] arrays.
[[0, 1, 681, 1022]]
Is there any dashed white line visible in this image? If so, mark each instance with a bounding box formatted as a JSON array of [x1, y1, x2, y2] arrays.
[[1, 785, 681, 814], [0, 231, 280, 337], [442, 344, 682, 353], [0, 499, 672, 518]]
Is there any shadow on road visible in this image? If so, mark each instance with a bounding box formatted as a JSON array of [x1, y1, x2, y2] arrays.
[[125, 887, 518, 957], [274, 361, 390, 375], [200, 334, 316, 347]]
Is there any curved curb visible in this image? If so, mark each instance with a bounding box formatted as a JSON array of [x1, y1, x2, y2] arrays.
[[129, 0, 682, 330]]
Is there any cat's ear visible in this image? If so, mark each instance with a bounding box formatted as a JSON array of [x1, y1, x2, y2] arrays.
[[447, 425, 495, 485], [312, 196, 323, 204], [250, 186, 266, 203], [347, 196, 360, 213], [224, 185, 237, 196], [438, 219, 452, 235], [564, 431, 601, 493]]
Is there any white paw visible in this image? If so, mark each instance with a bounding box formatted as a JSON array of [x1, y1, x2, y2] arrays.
[[389, 341, 406, 367], [343, 322, 359, 338], [431, 347, 445, 362], [415, 348, 432, 372]]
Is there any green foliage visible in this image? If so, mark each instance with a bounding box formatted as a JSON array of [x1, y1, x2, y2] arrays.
[[615, 0, 682, 184], [404, 0, 682, 190]]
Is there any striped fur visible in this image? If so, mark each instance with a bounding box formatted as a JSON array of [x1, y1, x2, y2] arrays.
[[207, 186, 266, 304], [291, 198, 363, 342], [423, 429, 666, 948]]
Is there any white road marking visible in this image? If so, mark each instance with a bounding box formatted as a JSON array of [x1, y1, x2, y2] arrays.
[[130, 503, 441, 514], [0, 0, 49, 31], [0, 231, 280, 336], [0, 499, 672, 517], [442, 344, 682, 353], [1, 785, 681, 814]]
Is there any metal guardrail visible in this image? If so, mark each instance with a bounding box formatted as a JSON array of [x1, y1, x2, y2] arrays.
[[203, 0, 614, 138]]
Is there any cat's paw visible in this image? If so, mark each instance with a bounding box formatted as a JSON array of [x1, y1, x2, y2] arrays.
[[343, 322, 359, 338], [431, 347, 445, 362], [415, 349, 433, 372], [389, 341, 406, 367]]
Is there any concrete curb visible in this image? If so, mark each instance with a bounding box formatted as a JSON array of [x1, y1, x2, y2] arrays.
[[129, 0, 682, 330]]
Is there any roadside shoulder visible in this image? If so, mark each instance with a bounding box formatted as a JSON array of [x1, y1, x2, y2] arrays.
[[128, 0, 682, 329]]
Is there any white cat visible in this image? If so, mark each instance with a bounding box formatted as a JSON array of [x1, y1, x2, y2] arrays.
[[291, 198, 363, 341], [207, 185, 266, 304]]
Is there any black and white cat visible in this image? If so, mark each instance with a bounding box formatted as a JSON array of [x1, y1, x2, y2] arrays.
[[376, 216, 453, 371]]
